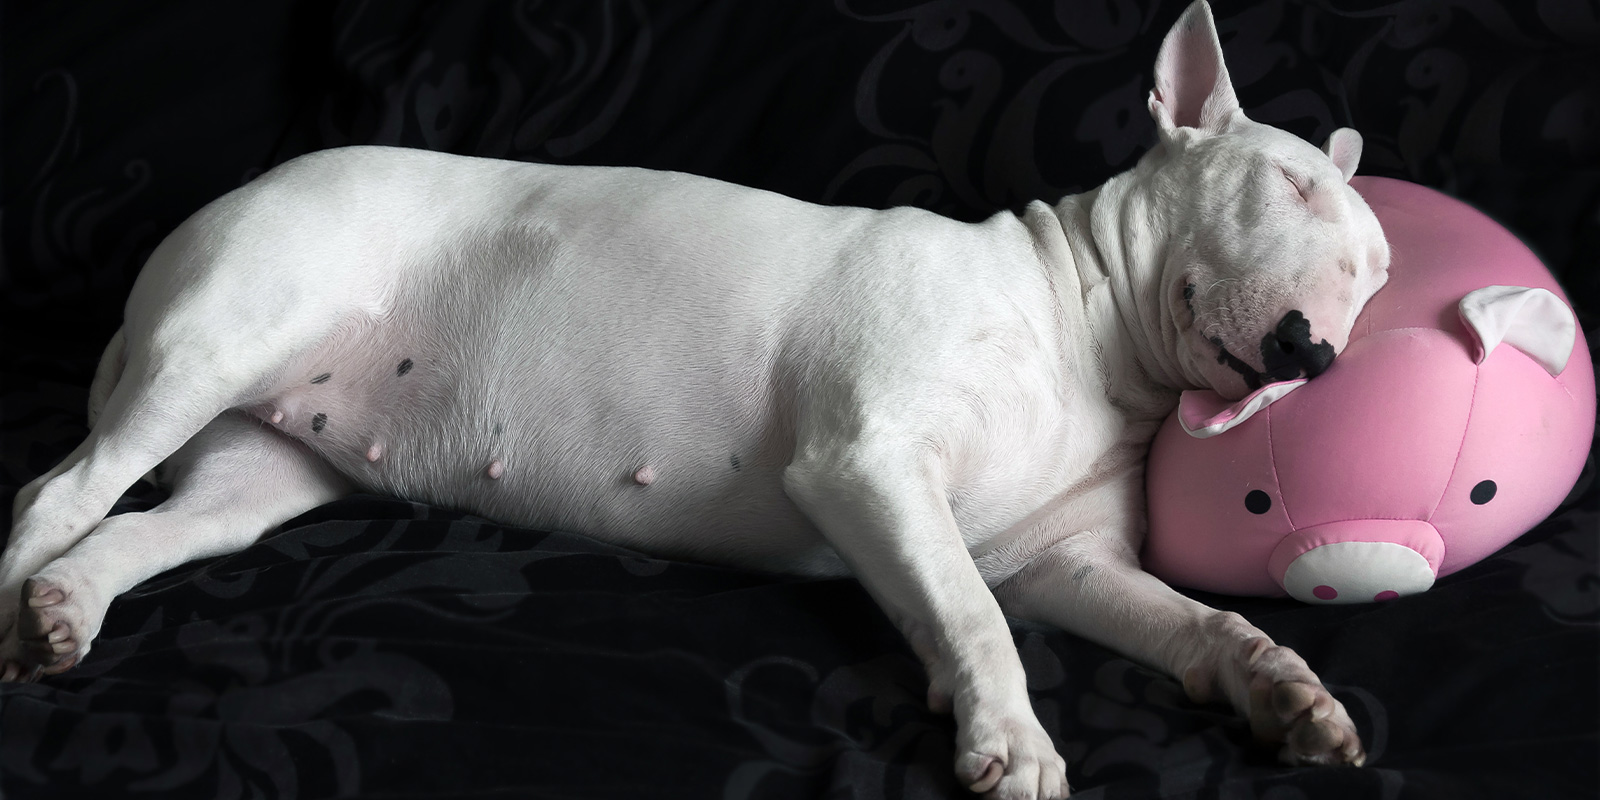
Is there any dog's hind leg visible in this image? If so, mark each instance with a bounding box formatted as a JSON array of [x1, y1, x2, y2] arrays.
[[7, 411, 350, 678], [1, 192, 379, 679], [996, 526, 1366, 768], [0, 361, 251, 677]]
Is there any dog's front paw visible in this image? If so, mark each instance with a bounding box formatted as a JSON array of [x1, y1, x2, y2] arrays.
[[1234, 638, 1365, 767], [956, 706, 1069, 799]]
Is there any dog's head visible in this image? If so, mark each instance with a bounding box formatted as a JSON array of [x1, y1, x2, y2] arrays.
[[1142, 1, 1390, 400]]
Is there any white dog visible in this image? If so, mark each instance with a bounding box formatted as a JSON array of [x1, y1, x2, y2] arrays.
[[1, 3, 1388, 797]]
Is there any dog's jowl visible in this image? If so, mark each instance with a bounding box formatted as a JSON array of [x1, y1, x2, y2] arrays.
[[1, 2, 1387, 797]]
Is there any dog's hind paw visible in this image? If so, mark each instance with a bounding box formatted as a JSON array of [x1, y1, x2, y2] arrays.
[[16, 576, 96, 676]]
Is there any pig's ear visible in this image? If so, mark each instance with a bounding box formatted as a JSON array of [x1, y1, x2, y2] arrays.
[[1459, 286, 1576, 376], [1148, 1, 1240, 139], [1179, 379, 1307, 438]]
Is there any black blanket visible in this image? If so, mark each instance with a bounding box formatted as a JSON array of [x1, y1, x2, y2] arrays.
[[3, 2, 1596, 798]]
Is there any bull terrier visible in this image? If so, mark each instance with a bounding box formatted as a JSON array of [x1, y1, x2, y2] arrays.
[[1, 3, 1388, 796]]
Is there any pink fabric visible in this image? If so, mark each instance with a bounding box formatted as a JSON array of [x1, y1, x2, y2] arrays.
[[1141, 177, 1596, 599], [1177, 379, 1307, 438], [1265, 520, 1445, 585]]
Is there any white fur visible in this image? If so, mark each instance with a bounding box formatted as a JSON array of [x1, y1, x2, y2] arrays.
[[1, 4, 1389, 797]]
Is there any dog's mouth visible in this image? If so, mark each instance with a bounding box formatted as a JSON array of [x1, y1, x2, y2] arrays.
[[1208, 336, 1266, 391]]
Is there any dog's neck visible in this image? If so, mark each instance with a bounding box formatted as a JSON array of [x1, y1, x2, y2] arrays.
[[1049, 162, 1188, 422]]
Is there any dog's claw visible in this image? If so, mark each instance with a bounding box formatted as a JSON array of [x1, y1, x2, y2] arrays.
[[25, 584, 63, 608], [961, 755, 1002, 793], [39, 654, 80, 676]]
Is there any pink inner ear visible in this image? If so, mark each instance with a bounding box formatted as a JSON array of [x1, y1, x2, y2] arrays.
[[1151, 2, 1238, 132], [1322, 128, 1362, 183], [1179, 380, 1308, 438], [1160, 36, 1221, 128]]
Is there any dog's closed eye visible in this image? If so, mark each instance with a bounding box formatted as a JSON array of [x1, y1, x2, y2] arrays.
[[1281, 167, 1336, 217], [1281, 167, 1314, 202]]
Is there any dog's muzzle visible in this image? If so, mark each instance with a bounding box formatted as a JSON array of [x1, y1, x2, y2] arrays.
[[1212, 310, 1336, 391]]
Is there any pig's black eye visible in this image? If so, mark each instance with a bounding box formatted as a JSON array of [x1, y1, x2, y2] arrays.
[[1245, 490, 1272, 514], [1470, 480, 1496, 505]]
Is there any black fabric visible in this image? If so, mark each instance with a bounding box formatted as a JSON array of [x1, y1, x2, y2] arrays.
[[2, 1, 1597, 797]]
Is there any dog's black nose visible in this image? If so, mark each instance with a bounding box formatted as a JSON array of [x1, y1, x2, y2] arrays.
[[1259, 310, 1335, 382], [1270, 333, 1299, 359]]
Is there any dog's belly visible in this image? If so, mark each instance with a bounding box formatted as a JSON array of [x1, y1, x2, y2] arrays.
[[240, 220, 844, 576]]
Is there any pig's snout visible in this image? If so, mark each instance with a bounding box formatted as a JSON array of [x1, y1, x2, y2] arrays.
[[1267, 519, 1445, 604]]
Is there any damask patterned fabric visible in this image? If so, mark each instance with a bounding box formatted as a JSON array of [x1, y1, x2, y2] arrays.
[[2, 1, 1596, 798]]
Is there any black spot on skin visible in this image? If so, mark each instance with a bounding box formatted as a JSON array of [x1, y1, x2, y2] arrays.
[[1259, 310, 1335, 383], [312, 413, 327, 433], [311, 373, 331, 385], [1072, 564, 1094, 582], [1212, 337, 1264, 392], [1471, 480, 1497, 505], [397, 358, 414, 377], [493, 422, 503, 436], [1245, 490, 1272, 514], [730, 454, 741, 471]]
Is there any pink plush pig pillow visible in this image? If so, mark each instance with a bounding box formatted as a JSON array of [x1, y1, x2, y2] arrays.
[[1143, 177, 1595, 604]]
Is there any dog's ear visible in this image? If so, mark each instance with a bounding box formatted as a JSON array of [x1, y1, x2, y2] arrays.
[[1148, 0, 1239, 139], [1322, 128, 1363, 182]]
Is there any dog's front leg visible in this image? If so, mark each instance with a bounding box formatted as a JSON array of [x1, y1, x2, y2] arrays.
[[995, 529, 1366, 767], [784, 439, 1067, 799]]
